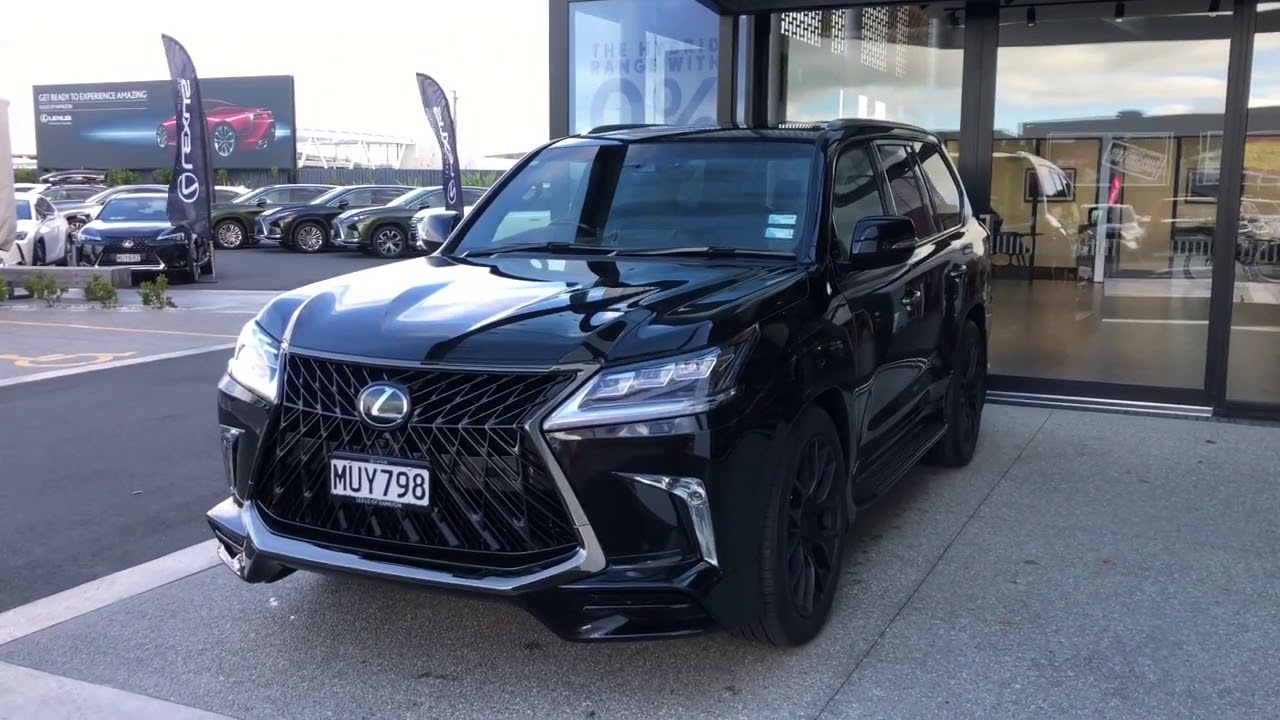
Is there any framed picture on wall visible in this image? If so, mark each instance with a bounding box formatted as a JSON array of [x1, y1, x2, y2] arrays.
[[1025, 167, 1076, 203]]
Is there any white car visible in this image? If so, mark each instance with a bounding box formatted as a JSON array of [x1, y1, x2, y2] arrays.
[[12, 191, 69, 265], [410, 204, 474, 254]]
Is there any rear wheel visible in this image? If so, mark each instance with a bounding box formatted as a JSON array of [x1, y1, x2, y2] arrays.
[[736, 405, 849, 647], [927, 318, 987, 467]]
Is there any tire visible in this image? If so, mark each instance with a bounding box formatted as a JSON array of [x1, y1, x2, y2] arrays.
[[369, 224, 407, 259], [178, 239, 214, 283], [214, 219, 247, 250], [33, 239, 47, 266], [927, 318, 987, 468], [211, 122, 237, 158], [735, 405, 849, 647], [291, 221, 327, 253]]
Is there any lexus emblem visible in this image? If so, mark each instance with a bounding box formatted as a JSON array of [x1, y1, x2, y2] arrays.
[[122, 240, 135, 248], [356, 382, 411, 429]]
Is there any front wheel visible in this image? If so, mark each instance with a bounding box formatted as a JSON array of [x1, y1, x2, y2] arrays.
[[33, 239, 47, 266], [736, 405, 849, 647], [369, 225, 407, 259], [927, 318, 987, 467], [291, 221, 327, 253], [214, 219, 246, 250]]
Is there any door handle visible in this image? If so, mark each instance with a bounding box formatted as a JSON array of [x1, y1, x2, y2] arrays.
[[947, 265, 967, 278], [901, 288, 922, 308]]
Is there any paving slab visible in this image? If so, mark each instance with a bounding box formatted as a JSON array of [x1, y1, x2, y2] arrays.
[[819, 411, 1280, 720], [0, 408, 1051, 720]]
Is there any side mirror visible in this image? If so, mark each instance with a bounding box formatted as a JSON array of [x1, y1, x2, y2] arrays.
[[335, 199, 350, 208], [846, 216, 917, 270], [421, 211, 462, 248], [254, 197, 269, 207]]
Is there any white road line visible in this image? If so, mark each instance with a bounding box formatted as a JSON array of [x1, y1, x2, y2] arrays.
[[0, 540, 219, 647], [0, 343, 234, 388], [1100, 318, 1280, 332], [0, 661, 236, 720]]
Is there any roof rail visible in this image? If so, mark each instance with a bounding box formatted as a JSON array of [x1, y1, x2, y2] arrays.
[[584, 123, 664, 135]]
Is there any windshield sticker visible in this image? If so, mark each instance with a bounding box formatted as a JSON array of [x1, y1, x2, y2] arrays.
[[768, 214, 797, 226], [765, 227, 794, 240]]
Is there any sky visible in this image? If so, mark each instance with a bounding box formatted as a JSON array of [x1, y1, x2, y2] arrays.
[[1, 0, 549, 167]]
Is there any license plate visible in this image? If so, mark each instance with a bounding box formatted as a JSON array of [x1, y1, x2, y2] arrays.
[[329, 455, 430, 508], [114, 253, 142, 263]]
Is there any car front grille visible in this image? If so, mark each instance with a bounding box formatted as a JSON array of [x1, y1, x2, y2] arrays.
[[98, 238, 161, 266], [255, 353, 582, 575]]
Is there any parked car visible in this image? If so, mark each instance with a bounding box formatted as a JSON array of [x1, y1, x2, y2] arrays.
[[212, 184, 336, 249], [157, 99, 275, 159], [58, 184, 168, 239], [75, 192, 211, 282], [215, 186, 251, 203], [12, 191, 69, 265], [332, 185, 489, 258], [407, 203, 479, 254], [254, 185, 412, 253], [207, 119, 992, 646], [40, 184, 108, 203]]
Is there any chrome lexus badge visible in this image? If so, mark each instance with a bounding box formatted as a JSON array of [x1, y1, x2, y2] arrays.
[[356, 382, 411, 429]]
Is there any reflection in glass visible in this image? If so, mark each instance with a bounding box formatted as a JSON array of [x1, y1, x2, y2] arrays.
[[988, 1, 1233, 390], [1227, 2, 1280, 404], [773, 4, 964, 131], [568, 0, 719, 134]]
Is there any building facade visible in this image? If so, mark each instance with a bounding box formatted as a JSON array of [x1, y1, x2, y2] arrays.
[[549, 0, 1280, 420]]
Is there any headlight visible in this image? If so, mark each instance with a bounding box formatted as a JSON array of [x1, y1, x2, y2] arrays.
[[227, 321, 282, 403], [543, 327, 757, 431], [158, 228, 187, 242]]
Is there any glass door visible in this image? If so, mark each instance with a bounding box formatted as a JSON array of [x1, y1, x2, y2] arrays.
[[987, 0, 1234, 393]]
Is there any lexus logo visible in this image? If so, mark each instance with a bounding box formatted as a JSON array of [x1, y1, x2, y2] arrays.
[[175, 78, 200, 204], [121, 240, 135, 248], [357, 382, 411, 429]]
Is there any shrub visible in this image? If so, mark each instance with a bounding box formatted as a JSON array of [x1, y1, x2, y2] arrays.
[[13, 169, 39, 184], [138, 275, 177, 309], [23, 271, 66, 307], [106, 169, 139, 186], [215, 169, 231, 186], [153, 168, 173, 184], [83, 273, 119, 308]]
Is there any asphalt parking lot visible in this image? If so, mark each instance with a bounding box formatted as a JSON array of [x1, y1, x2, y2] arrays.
[[1, 246, 1278, 719]]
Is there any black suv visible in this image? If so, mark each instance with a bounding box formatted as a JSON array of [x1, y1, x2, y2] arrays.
[[208, 120, 991, 646]]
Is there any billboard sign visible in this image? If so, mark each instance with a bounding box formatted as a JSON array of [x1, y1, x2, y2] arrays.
[[33, 75, 295, 170]]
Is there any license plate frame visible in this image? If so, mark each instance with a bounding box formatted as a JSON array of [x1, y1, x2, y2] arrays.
[[114, 253, 143, 263], [328, 452, 431, 509]]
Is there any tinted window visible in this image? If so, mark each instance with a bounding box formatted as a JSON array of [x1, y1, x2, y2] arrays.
[[16, 200, 32, 220], [35, 198, 56, 217], [830, 144, 887, 254], [914, 142, 963, 230], [62, 186, 102, 200], [41, 187, 69, 201], [215, 189, 240, 202], [463, 188, 487, 205], [453, 141, 816, 254], [291, 187, 329, 202], [374, 188, 411, 205], [876, 144, 938, 238]]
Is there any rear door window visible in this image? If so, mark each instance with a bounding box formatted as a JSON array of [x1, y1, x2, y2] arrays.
[[875, 143, 939, 238]]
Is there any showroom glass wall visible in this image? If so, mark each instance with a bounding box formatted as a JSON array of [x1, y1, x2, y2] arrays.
[[552, 0, 1277, 418]]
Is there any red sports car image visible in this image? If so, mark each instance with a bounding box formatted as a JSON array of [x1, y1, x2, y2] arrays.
[[155, 99, 276, 158]]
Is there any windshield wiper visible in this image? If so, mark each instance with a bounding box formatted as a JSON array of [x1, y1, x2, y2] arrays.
[[623, 246, 795, 259], [463, 242, 619, 257]]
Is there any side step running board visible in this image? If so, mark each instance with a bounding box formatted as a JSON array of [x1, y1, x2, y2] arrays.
[[854, 420, 948, 508]]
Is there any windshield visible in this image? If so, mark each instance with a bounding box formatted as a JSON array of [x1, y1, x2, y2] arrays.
[[98, 196, 169, 222], [449, 141, 817, 257], [231, 187, 268, 204], [389, 187, 439, 207], [16, 200, 32, 220], [311, 187, 354, 205]]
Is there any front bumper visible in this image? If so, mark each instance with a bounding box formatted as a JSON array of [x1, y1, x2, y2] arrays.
[[331, 221, 362, 248], [254, 217, 284, 245], [77, 239, 193, 271], [208, 363, 774, 641]]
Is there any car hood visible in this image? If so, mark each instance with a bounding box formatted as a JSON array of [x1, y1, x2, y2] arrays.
[[258, 255, 808, 367], [81, 220, 175, 238]]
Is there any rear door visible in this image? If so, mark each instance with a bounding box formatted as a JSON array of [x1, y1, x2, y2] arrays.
[[911, 140, 972, 385]]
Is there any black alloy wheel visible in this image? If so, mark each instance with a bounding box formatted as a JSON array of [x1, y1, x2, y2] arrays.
[[67, 217, 85, 241], [292, 221, 327, 253], [927, 318, 986, 467], [214, 219, 246, 250], [737, 405, 849, 647], [370, 225, 407, 258]]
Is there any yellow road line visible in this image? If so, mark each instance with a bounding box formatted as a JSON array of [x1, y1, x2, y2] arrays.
[[0, 319, 236, 339]]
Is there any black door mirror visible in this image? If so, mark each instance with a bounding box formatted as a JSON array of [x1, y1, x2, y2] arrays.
[[421, 211, 462, 248], [254, 197, 269, 207], [846, 216, 917, 269]]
